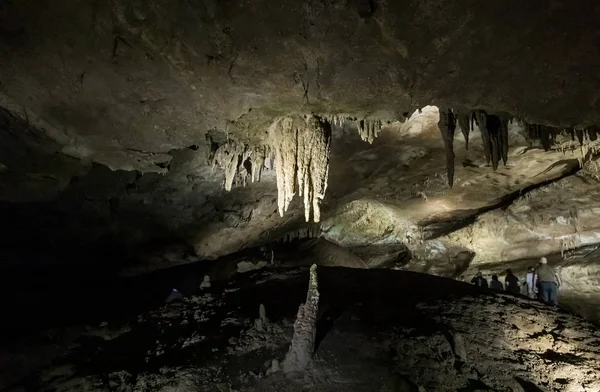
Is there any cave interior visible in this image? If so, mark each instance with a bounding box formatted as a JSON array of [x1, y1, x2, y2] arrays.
[[2, 1, 600, 391]]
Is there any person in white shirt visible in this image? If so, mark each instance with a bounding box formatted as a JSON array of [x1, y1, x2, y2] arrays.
[[525, 266, 536, 299]]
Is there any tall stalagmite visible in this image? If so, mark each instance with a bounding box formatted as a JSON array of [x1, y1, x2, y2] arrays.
[[271, 114, 332, 223], [283, 264, 319, 374], [438, 108, 457, 187]]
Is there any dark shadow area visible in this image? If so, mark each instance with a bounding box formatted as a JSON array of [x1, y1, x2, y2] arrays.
[[539, 349, 584, 364], [515, 376, 545, 392]]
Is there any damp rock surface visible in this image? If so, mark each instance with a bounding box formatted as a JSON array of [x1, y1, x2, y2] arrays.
[[3, 267, 600, 392]]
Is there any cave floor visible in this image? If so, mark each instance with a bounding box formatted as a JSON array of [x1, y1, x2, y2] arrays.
[[2, 267, 600, 392]]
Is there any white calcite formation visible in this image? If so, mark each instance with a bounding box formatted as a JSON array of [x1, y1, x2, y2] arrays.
[[357, 119, 382, 144], [213, 142, 271, 191], [270, 114, 332, 223]]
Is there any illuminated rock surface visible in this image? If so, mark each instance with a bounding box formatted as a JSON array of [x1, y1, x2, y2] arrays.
[[2, 267, 600, 392], [4, 1, 600, 374]]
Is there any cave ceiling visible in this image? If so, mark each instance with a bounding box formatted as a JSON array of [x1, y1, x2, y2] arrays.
[[2, 0, 600, 291]]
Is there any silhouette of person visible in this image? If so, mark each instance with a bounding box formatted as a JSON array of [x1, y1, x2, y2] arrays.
[[490, 274, 504, 291], [505, 269, 520, 294], [471, 272, 488, 289]]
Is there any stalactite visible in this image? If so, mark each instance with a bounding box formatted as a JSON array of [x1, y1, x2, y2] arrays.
[[438, 108, 456, 187], [526, 123, 539, 140], [486, 115, 501, 170], [457, 111, 471, 150], [575, 129, 585, 145], [214, 141, 272, 191], [475, 111, 491, 165], [540, 126, 551, 151], [271, 114, 332, 223], [588, 126, 599, 141], [213, 141, 246, 191], [276, 223, 321, 243], [357, 119, 381, 144], [499, 115, 510, 166], [251, 145, 269, 183]]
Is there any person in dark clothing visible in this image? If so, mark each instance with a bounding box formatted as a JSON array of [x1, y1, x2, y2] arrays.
[[505, 269, 520, 294], [490, 275, 503, 290], [471, 272, 488, 289]]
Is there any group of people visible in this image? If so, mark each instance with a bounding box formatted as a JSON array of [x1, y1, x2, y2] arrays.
[[470, 257, 561, 305]]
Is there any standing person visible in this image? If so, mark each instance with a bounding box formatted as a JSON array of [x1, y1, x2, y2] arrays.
[[471, 272, 488, 289], [490, 275, 504, 291], [505, 269, 520, 294], [524, 266, 536, 299], [533, 257, 561, 305]]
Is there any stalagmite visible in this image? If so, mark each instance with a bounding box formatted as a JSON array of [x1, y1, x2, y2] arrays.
[[283, 264, 319, 374], [438, 108, 456, 187], [271, 114, 332, 222]]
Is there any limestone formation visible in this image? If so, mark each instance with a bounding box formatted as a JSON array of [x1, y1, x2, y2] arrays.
[[438, 108, 457, 187], [283, 264, 319, 374], [251, 145, 271, 183], [213, 141, 272, 191], [277, 223, 321, 243], [357, 119, 382, 144], [457, 111, 472, 150], [271, 115, 332, 223]]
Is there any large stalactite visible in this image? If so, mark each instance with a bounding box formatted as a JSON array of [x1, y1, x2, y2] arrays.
[[475, 111, 492, 166], [457, 111, 472, 150], [438, 108, 457, 187], [271, 114, 332, 223]]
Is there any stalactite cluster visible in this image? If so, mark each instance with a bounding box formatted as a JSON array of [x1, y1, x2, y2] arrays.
[[356, 119, 382, 144], [213, 141, 271, 191], [271, 114, 332, 223], [477, 113, 509, 170], [525, 123, 600, 153], [322, 115, 385, 144], [276, 223, 321, 243], [439, 109, 512, 188]]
